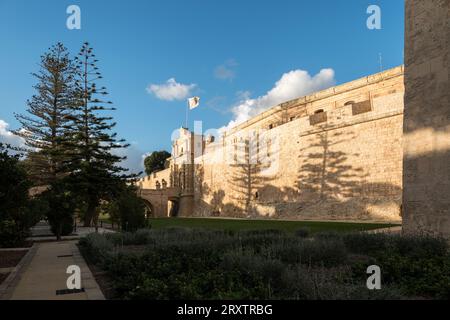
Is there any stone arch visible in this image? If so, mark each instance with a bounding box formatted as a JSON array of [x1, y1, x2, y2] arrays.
[[168, 198, 179, 217], [141, 199, 155, 218]]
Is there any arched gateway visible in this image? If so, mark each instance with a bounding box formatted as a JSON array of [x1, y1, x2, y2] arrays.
[[138, 188, 180, 217]]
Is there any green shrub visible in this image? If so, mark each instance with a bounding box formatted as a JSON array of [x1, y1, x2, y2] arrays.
[[220, 250, 284, 298], [241, 229, 284, 236], [78, 228, 450, 300], [343, 233, 449, 258], [373, 252, 450, 299], [50, 217, 73, 237], [343, 233, 390, 254], [79, 232, 114, 265], [390, 235, 448, 259], [314, 231, 342, 241], [107, 187, 146, 232], [295, 227, 310, 238], [123, 229, 153, 245], [0, 219, 29, 247], [266, 238, 348, 267], [344, 233, 450, 299], [39, 181, 76, 240], [0, 143, 33, 247]]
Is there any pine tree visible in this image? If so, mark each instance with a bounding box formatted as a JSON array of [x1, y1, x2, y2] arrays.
[[14, 43, 77, 185], [67, 42, 137, 227]]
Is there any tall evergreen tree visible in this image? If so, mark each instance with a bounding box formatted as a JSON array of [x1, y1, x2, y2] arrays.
[[14, 43, 76, 185], [67, 42, 136, 227]]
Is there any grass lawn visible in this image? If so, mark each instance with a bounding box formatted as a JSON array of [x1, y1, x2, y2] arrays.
[[146, 217, 399, 233]]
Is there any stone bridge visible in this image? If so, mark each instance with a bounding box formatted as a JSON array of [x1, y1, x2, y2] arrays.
[[138, 187, 181, 217]]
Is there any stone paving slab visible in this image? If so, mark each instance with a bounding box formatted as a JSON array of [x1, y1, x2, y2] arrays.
[[8, 241, 104, 300]]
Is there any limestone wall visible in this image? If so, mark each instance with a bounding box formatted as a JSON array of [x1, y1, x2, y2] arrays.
[[136, 168, 171, 190], [403, 0, 450, 236], [194, 67, 405, 222]]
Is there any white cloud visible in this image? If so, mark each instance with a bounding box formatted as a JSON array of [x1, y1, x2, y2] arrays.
[[220, 68, 336, 133], [147, 78, 196, 101], [0, 119, 25, 149], [113, 143, 148, 176], [214, 59, 238, 81]]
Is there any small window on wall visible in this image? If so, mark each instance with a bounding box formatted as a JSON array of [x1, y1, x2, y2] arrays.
[[352, 100, 372, 115], [309, 109, 327, 125], [268, 124, 274, 130]]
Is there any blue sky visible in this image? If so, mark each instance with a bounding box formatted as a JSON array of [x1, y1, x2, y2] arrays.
[[0, 0, 404, 172]]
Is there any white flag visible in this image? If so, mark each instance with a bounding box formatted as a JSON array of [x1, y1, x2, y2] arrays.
[[188, 96, 200, 110]]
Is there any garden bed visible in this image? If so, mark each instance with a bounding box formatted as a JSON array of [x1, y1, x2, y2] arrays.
[[78, 244, 119, 299], [79, 228, 450, 300], [0, 249, 30, 286], [146, 218, 399, 233], [0, 250, 28, 269], [0, 273, 9, 285]]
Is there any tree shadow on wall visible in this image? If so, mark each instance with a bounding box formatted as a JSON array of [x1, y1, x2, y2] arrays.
[[295, 130, 402, 221], [194, 160, 244, 217], [194, 128, 403, 221], [297, 131, 366, 201], [224, 138, 276, 217]]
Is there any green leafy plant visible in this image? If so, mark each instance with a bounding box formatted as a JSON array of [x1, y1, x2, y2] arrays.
[[39, 181, 77, 240], [0, 143, 34, 247], [143, 150, 171, 175], [78, 228, 449, 300]]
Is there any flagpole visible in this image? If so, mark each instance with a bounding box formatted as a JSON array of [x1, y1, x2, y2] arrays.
[[185, 99, 188, 129]]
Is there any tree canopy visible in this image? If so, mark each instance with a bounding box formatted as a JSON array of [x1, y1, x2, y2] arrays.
[[13, 42, 139, 230], [14, 43, 77, 185], [144, 150, 171, 175], [63, 42, 138, 226]]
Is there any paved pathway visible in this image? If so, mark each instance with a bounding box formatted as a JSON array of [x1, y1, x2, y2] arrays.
[[5, 221, 108, 300], [9, 240, 104, 300], [27, 220, 115, 242]]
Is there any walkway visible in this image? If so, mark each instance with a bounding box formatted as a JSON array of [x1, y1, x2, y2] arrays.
[[8, 240, 104, 300], [3, 222, 105, 300], [26, 221, 115, 242]]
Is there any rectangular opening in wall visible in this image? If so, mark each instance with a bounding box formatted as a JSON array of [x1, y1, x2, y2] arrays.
[[309, 110, 327, 125], [352, 100, 372, 115]]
